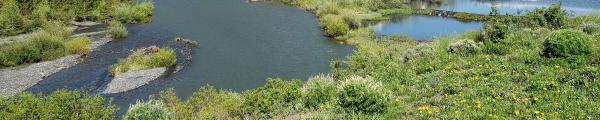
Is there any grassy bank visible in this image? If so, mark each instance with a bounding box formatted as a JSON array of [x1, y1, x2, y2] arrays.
[[0, 23, 90, 68], [0, 0, 154, 36]]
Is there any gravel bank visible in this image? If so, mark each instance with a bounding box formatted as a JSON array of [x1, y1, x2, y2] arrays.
[[102, 68, 167, 94], [0, 31, 112, 97], [0, 55, 80, 97]]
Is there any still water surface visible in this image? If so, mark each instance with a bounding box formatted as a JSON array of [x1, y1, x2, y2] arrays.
[[366, 15, 482, 40], [370, 0, 600, 40], [409, 0, 600, 16]]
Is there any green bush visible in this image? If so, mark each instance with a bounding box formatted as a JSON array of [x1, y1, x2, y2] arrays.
[[65, 37, 92, 55], [123, 100, 172, 120], [525, 4, 568, 29], [337, 76, 390, 114], [158, 87, 243, 120], [107, 21, 128, 39], [187, 86, 243, 119], [110, 47, 176, 75], [339, 9, 362, 28], [319, 15, 350, 37], [542, 29, 593, 58], [41, 21, 73, 39], [301, 75, 337, 109], [0, 90, 116, 120], [0, 0, 27, 36], [448, 39, 482, 56], [482, 18, 509, 43], [0, 31, 66, 67], [242, 79, 301, 119], [112, 1, 154, 23]]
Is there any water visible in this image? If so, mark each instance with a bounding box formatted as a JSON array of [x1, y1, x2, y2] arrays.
[[410, 0, 600, 16], [27, 0, 353, 115], [366, 15, 482, 40], [370, 0, 600, 40]]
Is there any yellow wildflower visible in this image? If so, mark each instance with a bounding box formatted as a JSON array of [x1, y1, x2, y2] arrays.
[[514, 110, 521, 116]]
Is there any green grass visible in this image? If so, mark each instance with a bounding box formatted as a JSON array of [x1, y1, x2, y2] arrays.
[[65, 37, 91, 55], [0, 30, 66, 67], [107, 21, 128, 39], [0, 90, 116, 119], [0, 0, 154, 36], [110, 47, 176, 76], [112, 1, 155, 23]]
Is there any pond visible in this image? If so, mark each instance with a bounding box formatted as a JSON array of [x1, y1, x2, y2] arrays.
[[27, 0, 354, 115], [409, 0, 600, 16], [366, 15, 482, 40]]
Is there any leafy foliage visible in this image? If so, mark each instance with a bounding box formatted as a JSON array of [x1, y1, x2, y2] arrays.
[[107, 20, 128, 39], [319, 15, 350, 37], [0, 90, 116, 120], [542, 29, 592, 60], [0, 0, 152, 36], [242, 79, 301, 119], [123, 100, 172, 120], [337, 76, 390, 114]]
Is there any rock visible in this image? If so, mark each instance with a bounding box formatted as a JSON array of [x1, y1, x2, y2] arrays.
[[174, 37, 199, 47], [102, 68, 167, 94], [136, 45, 161, 54]]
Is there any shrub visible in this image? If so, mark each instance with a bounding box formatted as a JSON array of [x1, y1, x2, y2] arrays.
[[403, 44, 434, 63], [339, 9, 362, 28], [301, 75, 337, 109], [315, 1, 340, 17], [0, 31, 66, 67], [187, 86, 243, 119], [0, 0, 27, 36], [581, 22, 600, 36], [542, 29, 593, 58], [242, 79, 301, 119], [482, 18, 509, 43], [123, 100, 172, 120], [41, 21, 73, 39], [110, 47, 176, 75], [107, 21, 128, 39], [112, 1, 154, 23], [0, 90, 116, 119], [319, 15, 350, 37], [28, 31, 67, 60], [448, 39, 482, 56], [525, 4, 568, 29], [65, 37, 92, 55], [337, 76, 390, 114]]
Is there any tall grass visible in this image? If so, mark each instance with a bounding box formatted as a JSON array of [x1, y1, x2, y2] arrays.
[[0, 0, 154, 36], [65, 37, 92, 55], [110, 47, 176, 76], [107, 21, 128, 39], [0, 90, 116, 119]]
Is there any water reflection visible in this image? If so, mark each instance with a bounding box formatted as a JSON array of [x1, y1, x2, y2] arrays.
[[366, 15, 482, 40], [409, 0, 600, 16]]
